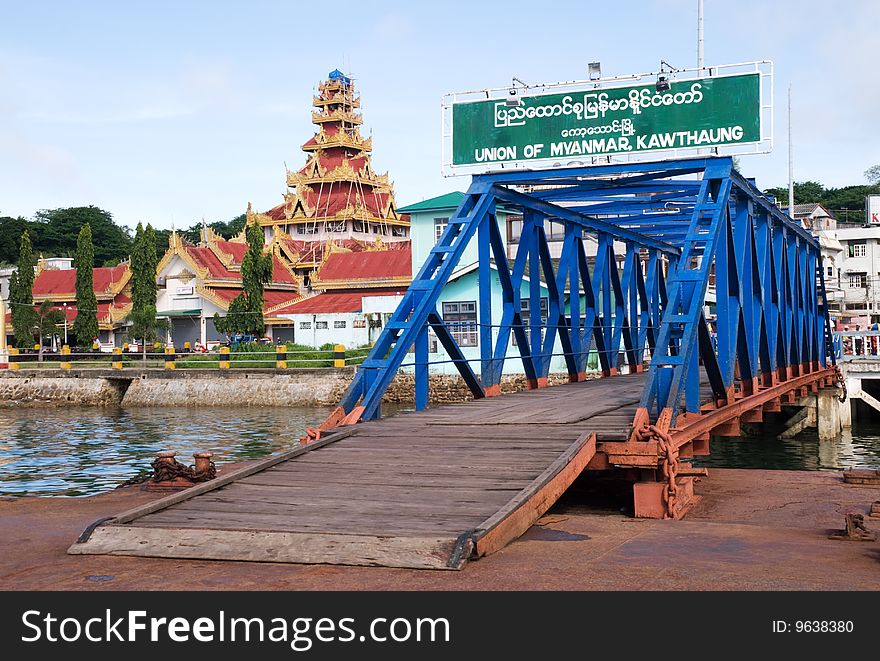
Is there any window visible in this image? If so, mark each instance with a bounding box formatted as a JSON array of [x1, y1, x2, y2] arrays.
[[299, 322, 311, 329], [296, 223, 318, 235], [546, 220, 565, 241], [316, 321, 329, 329], [406, 329, 439, 354], [507, 215, 523, 244], [334, 320, 347, 329], [848, 272, 867, 288], [442, 301, 478, 347], [391, 226, 407, 237], [326, 220, 346, 233], [434, 217, 448, 244], [827, 266, 834, 278], [513, 297, 549, 346], [352, 220, 364, 232], [850, 242, 867, 257]]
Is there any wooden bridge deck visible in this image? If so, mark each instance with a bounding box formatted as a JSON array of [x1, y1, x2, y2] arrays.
[[71, 372, 697, 570]]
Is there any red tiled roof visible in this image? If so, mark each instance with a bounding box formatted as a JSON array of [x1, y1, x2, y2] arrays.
[[32, 266, 128, 298], [207, 288, 301, 315], [5, 300, 121, 327], [213, 240, 247, 264], [316, 245, 411, 283], [273, 288, 404, 315], [271, 255, 297, 284], [185, 246, 239, 280], [275, 238, 367, 267], [200, 240, 296, 285], [93, 266, 128, 293]]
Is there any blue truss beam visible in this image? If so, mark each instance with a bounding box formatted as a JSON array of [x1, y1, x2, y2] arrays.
[[489, 184, 679, 254], [325, 157, 833, 433]]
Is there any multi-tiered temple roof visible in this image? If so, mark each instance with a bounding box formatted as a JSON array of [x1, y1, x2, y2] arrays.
[[247, 70, 410, 284]]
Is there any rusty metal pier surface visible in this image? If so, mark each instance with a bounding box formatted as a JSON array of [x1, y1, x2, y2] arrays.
[[71, 373, 659, 570]]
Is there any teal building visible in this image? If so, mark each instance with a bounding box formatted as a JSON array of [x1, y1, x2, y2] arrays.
[[399, 192, 598, 376]]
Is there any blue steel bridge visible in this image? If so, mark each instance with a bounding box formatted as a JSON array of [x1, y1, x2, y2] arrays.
[[321, 156, 838, 512], [73, 157, 842, 569]]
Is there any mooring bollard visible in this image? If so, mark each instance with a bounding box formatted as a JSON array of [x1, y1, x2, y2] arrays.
[[192, 451, 216, 481], [276, 344, 287, 369], [112, 346, 123, 370], [164, 346, 176, 370], [219, 345, 230, 369], [152, 450, 179, 481], [334, 343, 345, 368], [60, 345, 72, 370]]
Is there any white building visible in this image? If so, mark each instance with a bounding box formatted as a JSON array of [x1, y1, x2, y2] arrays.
[[275, 243, 412, 348], [818, 225, 880, 327]]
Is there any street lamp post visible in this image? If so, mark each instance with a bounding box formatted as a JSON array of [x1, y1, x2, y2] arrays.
[[62, 304, 70, 345]]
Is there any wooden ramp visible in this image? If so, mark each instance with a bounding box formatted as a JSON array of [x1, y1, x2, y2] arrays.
[[69, 374, 655, 570]]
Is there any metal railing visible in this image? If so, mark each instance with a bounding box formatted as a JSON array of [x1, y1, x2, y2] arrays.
[[834, 331, 880, 361], [4, 344, 368, 371]]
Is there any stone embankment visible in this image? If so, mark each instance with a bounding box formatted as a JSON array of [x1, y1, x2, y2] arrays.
[[0, 369, 597, 407]]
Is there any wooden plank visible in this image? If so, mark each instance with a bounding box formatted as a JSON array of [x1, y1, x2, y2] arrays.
[[598, 441, 659, 456], [132, 509, 484, 535], [129, 517, 473, 537], [250, 464, 541, 480], [473, 432, 597, 557], [227, 481, 522, 501], [106, 429, 357, 525], [69, 525, 469, 570], [282, 459, 554, 473], [238, 473, 534, 490], [168, 492, 512, 517]]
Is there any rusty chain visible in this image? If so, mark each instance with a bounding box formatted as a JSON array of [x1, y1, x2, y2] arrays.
[[150, 456, 216, 483], [834, 365, 847, 403], [635, 423, 679, 519]]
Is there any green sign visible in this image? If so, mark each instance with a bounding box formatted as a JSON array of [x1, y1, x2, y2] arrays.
[[450, 73, 761, 168]]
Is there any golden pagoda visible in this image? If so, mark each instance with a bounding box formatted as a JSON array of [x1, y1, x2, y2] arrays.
[[249, 69, 410, 284]]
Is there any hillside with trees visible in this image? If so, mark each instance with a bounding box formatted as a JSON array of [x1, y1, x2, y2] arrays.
[[0, 207, 248, 266], [764, 165, 880, 224]]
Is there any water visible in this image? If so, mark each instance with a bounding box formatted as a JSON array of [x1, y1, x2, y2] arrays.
[[694, 427, 880, 471], [0, 406, 338, 497], [1, 405, 878, 497]]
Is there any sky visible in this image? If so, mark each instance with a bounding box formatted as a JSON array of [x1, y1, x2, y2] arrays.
[[1, 0, 878, 231]]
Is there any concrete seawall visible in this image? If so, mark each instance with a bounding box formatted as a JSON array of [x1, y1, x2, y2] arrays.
[[0, 369, 598, 407], [0, 369, 354, 407]]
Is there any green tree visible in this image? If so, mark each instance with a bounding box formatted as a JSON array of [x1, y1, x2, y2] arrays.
[[128, 223, 166, 361], [0, 216, 32, 265], [764, 181, 825, 206], [31, 301, 65, 361], [9, 231, 37, 348], [214, 221, 272, 337], [152, 227, 172, 255], [182, 213, 249, 244], [865, 165, 880, 185], [764, 180, 880, 223], [72, 224, 99, 347], [32, 206, 132, 265]]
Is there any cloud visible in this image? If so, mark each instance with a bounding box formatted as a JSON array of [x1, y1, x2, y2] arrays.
[[9, 55, 239, 127], [25, 105, 197, 125], [371, 13, 415, 40], [0, 133, 83, 183]]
